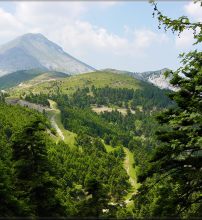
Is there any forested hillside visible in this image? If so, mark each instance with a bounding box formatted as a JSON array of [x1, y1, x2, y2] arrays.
[[9, 71, 141, 96], [0, 68, 175, 217], [0, 100, 131, 217]]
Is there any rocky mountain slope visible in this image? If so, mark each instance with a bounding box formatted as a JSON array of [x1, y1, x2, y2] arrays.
[[101, 68, 174, 90], [131, 68, 175, 90], [0, 33, 95, 76]]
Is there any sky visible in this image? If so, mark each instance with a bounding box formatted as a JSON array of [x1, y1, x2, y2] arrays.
[[0, 1, 201, 72]]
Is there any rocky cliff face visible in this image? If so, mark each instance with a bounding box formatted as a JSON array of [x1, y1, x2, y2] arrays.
[[132, 68, 175, 90]]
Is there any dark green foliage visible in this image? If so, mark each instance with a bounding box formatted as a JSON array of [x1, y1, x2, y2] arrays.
[[0, 103, 63, 217], [48, 138, 130, 217], [77, 178, 111, 217], [11, 119, 62, 217], [25, 83, 172, 110], [0, 101, 131, 217], [113, 146, 125, 159], [68, 85, 173, 110], [131, 82, 173, 110], [91, 86, 134, 107], [61, 106, 114, 137], [0, 126, 20, 216], [134, 3, 202, 217], [25, 92, 50, 106]]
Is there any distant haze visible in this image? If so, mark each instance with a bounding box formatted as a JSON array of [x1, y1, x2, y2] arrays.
[[0, 33, 95, 76]]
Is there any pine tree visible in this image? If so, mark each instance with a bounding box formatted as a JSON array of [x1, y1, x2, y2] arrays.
[[134, 2, 202, 218], [11, 119, 63, 217], [77, 178, 111, 217]]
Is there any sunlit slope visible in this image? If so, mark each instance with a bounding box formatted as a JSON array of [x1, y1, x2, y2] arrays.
[[10, 71, 142, 95], [0, 69, 69, 91]]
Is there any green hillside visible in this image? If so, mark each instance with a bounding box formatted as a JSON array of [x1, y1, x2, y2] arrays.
[[9, 71, 141, 95], [0, 69, 43, 89], [2, 69, 174, 217], [0, 69, 68, 90]]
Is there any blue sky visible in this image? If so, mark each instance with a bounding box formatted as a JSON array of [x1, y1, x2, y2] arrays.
[[0, 1, 201, 72]]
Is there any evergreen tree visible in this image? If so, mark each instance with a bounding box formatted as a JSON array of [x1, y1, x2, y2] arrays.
[[134, 2, 202, 218], [0, 129, 20, 216], [77, 178, 111, 217], [11, 119, 63, 217]]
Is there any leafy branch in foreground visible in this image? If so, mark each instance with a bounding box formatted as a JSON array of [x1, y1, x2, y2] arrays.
[[133, 1, 202, 218], [152, 1, 202, 44]]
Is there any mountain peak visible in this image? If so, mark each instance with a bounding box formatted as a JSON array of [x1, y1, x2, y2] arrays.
[[20, 33, 47, 40], [0, 33, 95, 76]]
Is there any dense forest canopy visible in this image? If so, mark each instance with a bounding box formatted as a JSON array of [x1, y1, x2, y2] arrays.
[[0, 72, 173, 217], [0, 102, 131, 217]]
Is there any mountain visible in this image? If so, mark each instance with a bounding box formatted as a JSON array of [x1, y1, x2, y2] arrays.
[[129, 68, 175, 90], [101, 68, 133, 75], [0, 33, 95, 76], [9, 70, 142, 96], [100, 68, 174, 90], [0, 69, 69, 90], [9, 70, 173, 113]]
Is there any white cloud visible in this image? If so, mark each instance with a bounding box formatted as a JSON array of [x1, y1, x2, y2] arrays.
[[53, 22, 168, 59], [15, 2, 86, 26], [0, 2, 174, 71], [175, 1, 202, 49], [0, 8, 26, 43], [133, 29, 168, 49], [184, 1, 202, 22], [175, 29, 195, 49]]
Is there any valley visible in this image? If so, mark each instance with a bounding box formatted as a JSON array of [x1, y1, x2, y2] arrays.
[[2, 69, 173, 217], [48, 99, 139, 207]]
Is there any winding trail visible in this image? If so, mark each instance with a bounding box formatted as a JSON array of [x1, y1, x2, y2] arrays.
[[50, 114, 65, 140], [123, 147, 139, 207], [124, 148, 136, 187], [47, 99, 76, 147]]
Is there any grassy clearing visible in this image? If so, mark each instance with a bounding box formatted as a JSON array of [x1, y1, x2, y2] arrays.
[[9, 71, 142, 96], [103, 142, 115, 153], [59, 71, 141, 94], [123, 147, 140, 209], [92, 105, 136, 116], [47, 99, 76, 148], [123, 147, 136, 183], [103, 142, 139, 209]]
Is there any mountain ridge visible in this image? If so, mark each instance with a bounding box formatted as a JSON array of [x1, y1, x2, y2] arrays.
[[0, 69, 69, 90], [101, 68, 174, 90], [0, 33, 95, 76], [131, 68, 175, 91]]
